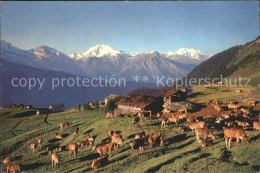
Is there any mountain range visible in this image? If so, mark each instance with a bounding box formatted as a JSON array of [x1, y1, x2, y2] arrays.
[[1, 41, 212, 82]]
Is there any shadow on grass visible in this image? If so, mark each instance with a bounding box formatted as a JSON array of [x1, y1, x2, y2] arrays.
[[84, 128, 94, 134], [167, 134, 192, 145], [48, 138, 61, 143], [250, 134, 260, 142], [22, 162, 46, 171], [221, 149, 232, 162], [78, 153, 100, 162], [12, 110, 36, 118], [119, 146, 131, 153], [174, 140, 196, 150], [189, 153, 211, 164], [110, 154, 130, 164], [126, 134, 136, 140]]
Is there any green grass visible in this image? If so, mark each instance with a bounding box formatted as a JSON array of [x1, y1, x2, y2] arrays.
[[1, 87, 260, 172]]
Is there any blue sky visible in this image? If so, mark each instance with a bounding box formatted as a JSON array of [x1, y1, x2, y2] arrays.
[[2, 1, 259, 55]]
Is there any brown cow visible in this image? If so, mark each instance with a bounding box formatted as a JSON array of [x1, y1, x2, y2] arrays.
[[213, 105, 222, 111], [248, 99, 256, 106], [36, 137, 42, 148], [66, 143, 78, 157], [130, 138, 145, 155], [28, 143, 36, 153], [135, 132, 146, 139], [178, 108, 187, 114], [235, 120, 249, 129], [240, 108, 250, 115], [55, 133, 63, 139], [186, 121, 206, 133], [51, 153, 60, 168], [197, 139, 213, 148], [228, 104, 240, 109], [224, 127, 249, 149], [148, 133, 165, 148], [59, 122, 72, 130], [168, 117, 179, 124], [195, 127, 216, 140], [91, 155, 109, 170], [6, 164, 20, 173], [253, 121, 260, 131], [111, 135, 123, 148], [74, 127, 79, 137], [92, 143, 114, 157], [3, 157, 12, 164], [106, 112, 114, 118], [86, 134, 94, 146]]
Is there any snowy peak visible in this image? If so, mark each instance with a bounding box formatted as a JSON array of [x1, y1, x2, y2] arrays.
[[32, 46, 60, 59], [167, 48, 211, 60], [69, 44, 124, 60]]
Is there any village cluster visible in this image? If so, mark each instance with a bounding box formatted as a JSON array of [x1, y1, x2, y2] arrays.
[[3, 87, 260, 172]]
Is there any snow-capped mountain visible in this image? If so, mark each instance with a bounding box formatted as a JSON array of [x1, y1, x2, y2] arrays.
[[69, 44, 129, 60], [1, 40, 212, 82]]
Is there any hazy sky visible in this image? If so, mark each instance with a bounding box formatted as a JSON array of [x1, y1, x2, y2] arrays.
[[2, 1, 259, 55]]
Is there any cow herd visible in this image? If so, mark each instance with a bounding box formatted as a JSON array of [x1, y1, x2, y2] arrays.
[[2, 98, 259, 172]]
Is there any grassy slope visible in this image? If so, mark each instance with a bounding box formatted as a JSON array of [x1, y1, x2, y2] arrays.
[[1, 87, 260, 172]]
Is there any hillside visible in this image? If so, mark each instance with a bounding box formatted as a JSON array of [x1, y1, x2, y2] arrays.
[[1, 60, 155, 107], [1, 86, 260, 172], [186, 37, 260, 86]]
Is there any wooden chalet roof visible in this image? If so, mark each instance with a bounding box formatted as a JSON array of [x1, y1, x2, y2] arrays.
[[115, 95, 157, 109], [127, 87, 165, 97], [164, 89, 181, 97]]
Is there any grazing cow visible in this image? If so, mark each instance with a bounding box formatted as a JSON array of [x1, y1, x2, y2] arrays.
[[47, 143, 60, 153], [92, 143, 114, 157], [135, 132, 146, 139], [224, 127, 249, 149], [28, 143, 36, 153], [240, 108, 250, 115], [228, 104, 240, 109], [55, 133, 63, 139], [167, 117, 179, 124], [59, 122, 72, 130], [111, 135, 123, 148], [130, 138, 145, 155], [214, 105, 222, 111], [178, 108, 187, 114], [235, 120, 249, 129], [77, 141, 88, 149], [51, 153, 60, 168], [74, 127, 79, 137], [132, 116, 140, 126], [3, 157, 12, 164], [195, 127, 216, 140], [222, 113, 230, 119], [148, 133, 165, 148], [106, 112, 114, 118], [36, 137, 42, 148], [253, 121, 260, 131], [186, 121, 206, 133], [91, 155, 109, 170], [162, 108, 171, 113], [177, 113, 187, 121], [6, 164, 20, 173], [66, 143, 78, 157], [197, 139, 213, 148], [248, 99, 256, 106], [161, 118, 168, 127], [86, 134, 94, 146]]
